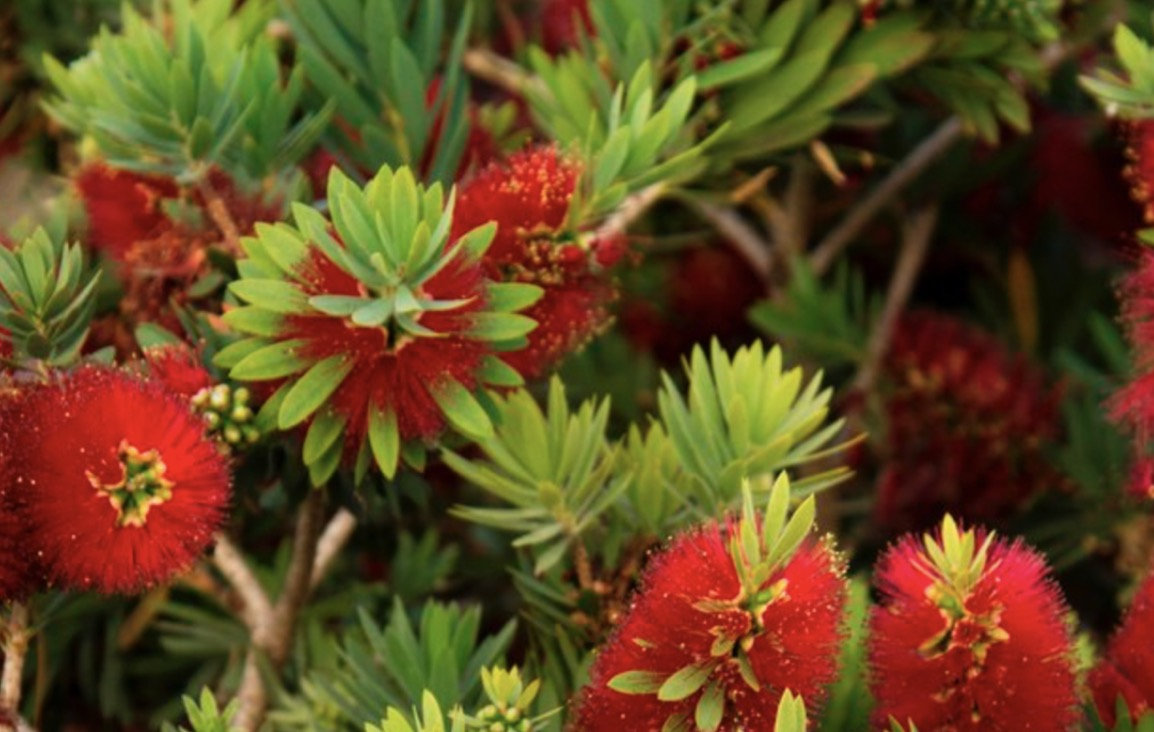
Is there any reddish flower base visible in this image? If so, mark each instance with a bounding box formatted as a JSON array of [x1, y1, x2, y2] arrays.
[[284, 251, 490, 443]]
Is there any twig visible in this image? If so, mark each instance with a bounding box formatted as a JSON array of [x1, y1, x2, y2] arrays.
[[809, 117, 962, 276], [230, 490, 326, 732], [687, 198, 773, 283], [267, 490, 325, 664], [851, 204, 940, 393], [0, 602, 30, 721], [309, 508, 358, 592], [766, 157, 815, 263], [212, 534, 274, 634], [462, 48, 542, 97], [594, 182, 668, 242], [196, 178, 243, 254]]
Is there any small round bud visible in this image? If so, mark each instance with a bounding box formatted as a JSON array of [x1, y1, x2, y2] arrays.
[[209, 384, 231, 410]]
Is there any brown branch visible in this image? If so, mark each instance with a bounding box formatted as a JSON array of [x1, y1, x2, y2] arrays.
[[212, 534, 274, 634], [462, 48, 542, 97], [851, 204, 940, 394], [809, 117, 962, 277], [687, 198, 773, 283], [195, 178, 242, 255], [229, 490, 326, 732], [309, 507, 358, 592], [268, 490, 325, 664], [0, 602, 30, 722], [594, 182, 668, 242]]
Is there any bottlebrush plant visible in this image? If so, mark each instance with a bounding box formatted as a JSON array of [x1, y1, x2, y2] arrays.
[[6, 0, 1154, 731]]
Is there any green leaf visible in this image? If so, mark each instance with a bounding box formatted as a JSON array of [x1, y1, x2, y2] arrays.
[[695, 681, 726, 732], [229, 279, 308, 313], [278, 355, 354, 429], [657, 661, 715, 702], [468, 312, 538, 341], [229, 340, 310, 380], [368, 405, 401, 479], [432, 379, 494, 440], [696, 47, 785, 91], [485, 282, 544, 313]]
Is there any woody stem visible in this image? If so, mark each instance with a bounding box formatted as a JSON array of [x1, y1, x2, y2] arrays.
[[0, 602, 30, 720]]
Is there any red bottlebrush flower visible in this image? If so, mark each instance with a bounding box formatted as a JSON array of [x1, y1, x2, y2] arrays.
[[572, 479, 846, 731], [142, 344, 214, 399], [1125, 120, 1154, 225], [0, 383, 37, 602], [539, 0, 594, 54], [453, 146, 580, 266], [222, 166, 538, 481], [874, 312, 1063, 533], [869, 517, 1078, 731], [75, 163, 179, 262], [1089, 570, 1154, 725], [8, 366, 231, 593], [1111, 250, 1154, 498], [282, 249, 490, 444], [452, 146, 618, 379]]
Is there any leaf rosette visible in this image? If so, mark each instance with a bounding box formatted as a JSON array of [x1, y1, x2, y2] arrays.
[[216, 165, 541, 484]]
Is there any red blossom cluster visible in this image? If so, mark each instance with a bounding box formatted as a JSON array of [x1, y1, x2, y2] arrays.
[[0, 365, 230, 598], [874, 312, 1063, 532], [869, 519, 1078, 731], [572, 519, 847, 730], [1089, 569, 1154, 725], [451, 146, 623, 379], [284, 248, 491, 447], [75, 163, 282, 355]]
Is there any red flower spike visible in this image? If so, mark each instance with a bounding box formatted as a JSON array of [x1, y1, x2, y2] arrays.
[[572, 478, 847, 731], [1089, 570, 1154, 725], [540, 0, 594, 54], [452, 146, 618, 379], [143, 345, 214, 399], [869, 516, 1078, 731], [75, 163, 179, 262], [8, 367, 231, 594], [0, 384, 38, 602], [1125, 120, 1154, 225], [875, 312, 1063, 532]]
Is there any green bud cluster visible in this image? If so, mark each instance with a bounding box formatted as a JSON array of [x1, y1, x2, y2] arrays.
[[191, 384, 259, 447]]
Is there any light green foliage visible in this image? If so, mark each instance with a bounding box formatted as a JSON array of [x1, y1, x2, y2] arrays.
[[774, 690, 809, 732], [657, 340, 850, 509], [216, 164, 540, 484], [0, 227, 99, 365], [749, 261, 878, 371], [1084, 22, 1154, 118], [365, 692, 466, 732], [280, 0, 472, 183], [525, 60, 711, 219], [276, 600, 515, 732], [444, 378, 625, 574], [160, 689, 238, 732], [43, 0, 330, 179], [820, 577, 875, 730]]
